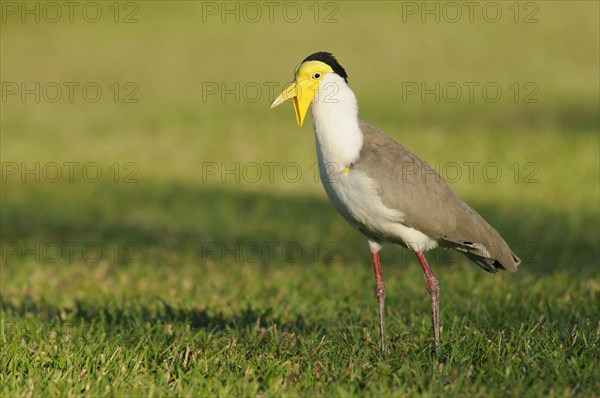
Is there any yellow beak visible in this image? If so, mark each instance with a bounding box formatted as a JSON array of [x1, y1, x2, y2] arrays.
[[270, 78, 319, 126]]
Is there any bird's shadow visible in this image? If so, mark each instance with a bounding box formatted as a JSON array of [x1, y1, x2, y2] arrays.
[[2, 180, 597, 275], [0, 294, 363, 347]]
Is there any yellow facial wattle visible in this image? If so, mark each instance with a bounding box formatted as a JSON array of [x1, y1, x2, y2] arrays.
[[270, 60, 334, 126]]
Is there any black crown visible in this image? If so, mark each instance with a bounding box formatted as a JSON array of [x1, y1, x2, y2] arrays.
[[302, 52, 348, 82]]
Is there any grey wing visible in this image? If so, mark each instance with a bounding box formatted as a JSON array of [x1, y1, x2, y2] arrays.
[[356, 120, 520, 272]]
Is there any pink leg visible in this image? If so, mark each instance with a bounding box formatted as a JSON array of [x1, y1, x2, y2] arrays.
[[415, 251, 440, 355], [371, 251, 386, 352]]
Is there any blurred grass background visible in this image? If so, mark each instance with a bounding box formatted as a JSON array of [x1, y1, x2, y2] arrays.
[[1, 1, 599, 396]]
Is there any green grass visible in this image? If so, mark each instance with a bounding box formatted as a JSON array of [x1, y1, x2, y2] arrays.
[[1, 1, 599, 396]]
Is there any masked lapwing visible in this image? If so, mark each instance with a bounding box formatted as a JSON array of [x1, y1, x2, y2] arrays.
[[270, 52, 520, 354]]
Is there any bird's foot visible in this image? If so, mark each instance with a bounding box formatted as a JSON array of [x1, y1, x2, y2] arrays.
[[431, 341, 440, 356]]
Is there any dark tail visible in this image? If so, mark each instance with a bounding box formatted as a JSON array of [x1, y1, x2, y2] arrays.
[[450, 240, 520, 273]]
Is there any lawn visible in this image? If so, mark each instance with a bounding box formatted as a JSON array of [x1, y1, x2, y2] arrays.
[[1, 1, 599, 396]]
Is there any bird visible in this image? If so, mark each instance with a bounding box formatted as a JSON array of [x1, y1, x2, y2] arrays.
[[270, 52, 520, 354]]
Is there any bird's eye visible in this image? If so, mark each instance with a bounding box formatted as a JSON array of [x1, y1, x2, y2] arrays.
[[313, 72, 322, 79]]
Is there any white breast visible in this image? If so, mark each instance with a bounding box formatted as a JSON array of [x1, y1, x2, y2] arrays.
[[317, 161, 438, 252], [311, 74, 438, 252]]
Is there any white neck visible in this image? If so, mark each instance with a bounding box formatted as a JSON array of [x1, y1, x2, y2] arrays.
[[311, 73, 363, 168]]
